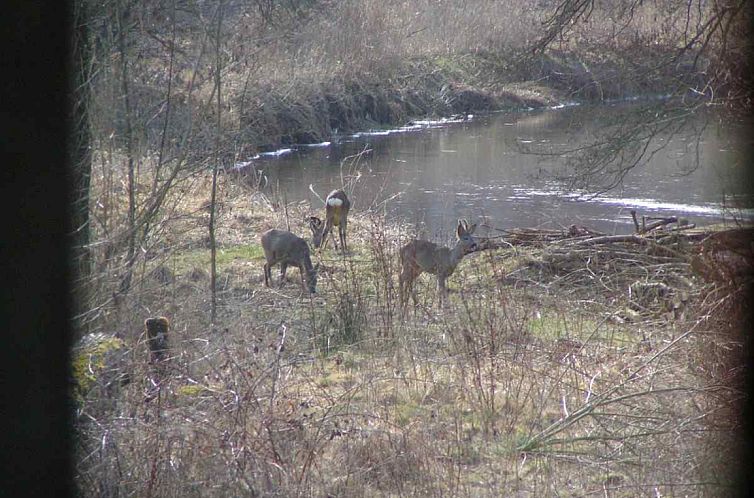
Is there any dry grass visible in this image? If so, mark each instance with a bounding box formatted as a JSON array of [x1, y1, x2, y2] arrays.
[[73, 167, 744, 497], [72, 2, 749, 494]]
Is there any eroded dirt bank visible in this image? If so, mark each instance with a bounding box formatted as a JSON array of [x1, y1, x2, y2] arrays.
[[237, 47, 698, 152]]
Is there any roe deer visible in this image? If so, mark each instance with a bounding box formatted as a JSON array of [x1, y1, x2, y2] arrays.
[[399, 220, 478, 307], [310, 189, 351, 252], [261, 229, 318, 293]]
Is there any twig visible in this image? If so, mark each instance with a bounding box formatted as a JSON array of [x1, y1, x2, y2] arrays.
[[308, 184, 325, 204]]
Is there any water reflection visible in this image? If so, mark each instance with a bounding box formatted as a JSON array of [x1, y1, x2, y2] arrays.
[[239, 103, 753, 239]]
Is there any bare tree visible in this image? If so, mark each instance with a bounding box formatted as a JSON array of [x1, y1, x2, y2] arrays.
[[529, 0, 751, 191], [65, 0, 277, 335], [209, 0, 226, 324], [115, 0, 138, 297]]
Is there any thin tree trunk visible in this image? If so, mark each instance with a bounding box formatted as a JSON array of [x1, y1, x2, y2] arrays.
[[116, 0, 137, 297], [154, 0, 177, 197], [209, 0, 225, 324]]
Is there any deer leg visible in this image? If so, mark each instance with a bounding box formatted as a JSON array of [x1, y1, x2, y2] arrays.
[[411, 279, 419, 308], [264, 263, 272, 287], [406, 268, 418, 308], [340, 219, 347, 252], [330, 223, 339, 251], [321, 222, 332, 251], [403, 266, 420, 308], [399, 265, 417, 308], [279, 262, 288, 288], [399, 270, 408, 307], [298, 265, 307, 292], [437, 275, 447, 307]]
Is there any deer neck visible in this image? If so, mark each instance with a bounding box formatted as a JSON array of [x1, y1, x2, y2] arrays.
[[447, 241, 467, 269]]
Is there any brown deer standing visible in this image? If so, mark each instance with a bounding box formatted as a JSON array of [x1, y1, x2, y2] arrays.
[[260, 229, 318, 294], [399, 220, 478, 307], [309, 189, 351, 252]]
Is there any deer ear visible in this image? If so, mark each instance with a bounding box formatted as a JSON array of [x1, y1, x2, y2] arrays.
[[457, 219, 467, 237], [468, 223, 477, 234]]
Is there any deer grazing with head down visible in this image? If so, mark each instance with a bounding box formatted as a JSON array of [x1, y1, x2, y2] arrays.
[[310, 189, 351, 253], [260, 229, 318, 294], [399, 219, 478, 307]]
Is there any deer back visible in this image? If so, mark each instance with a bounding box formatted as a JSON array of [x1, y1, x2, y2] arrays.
[[401, 220, 478, 276], [261, 229, 311, 266], [325, 189, 351, 225], [261, 229, 317, 292], [401, 239, 451, 276]]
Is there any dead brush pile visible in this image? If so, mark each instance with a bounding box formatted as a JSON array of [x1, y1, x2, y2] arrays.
[[491, 220, 753, 323], [486, 219, 752, 396], [456, 219, 752, 484]]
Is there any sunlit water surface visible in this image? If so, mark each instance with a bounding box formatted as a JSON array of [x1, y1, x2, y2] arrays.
[[238, 102, 753, 241]]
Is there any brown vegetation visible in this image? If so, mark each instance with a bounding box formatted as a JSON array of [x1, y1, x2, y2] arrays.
[[70, 0, 752, 495], [72, 170, 750, 496]]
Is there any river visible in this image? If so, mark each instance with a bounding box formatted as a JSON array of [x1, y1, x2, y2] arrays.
[[238, 101, 753, 240]]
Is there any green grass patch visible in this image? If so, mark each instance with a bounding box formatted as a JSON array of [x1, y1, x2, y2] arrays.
[[315, 369, 356, 389], [176, 384, 213, 397], [527, 310, 633, 347], [167, 243, 264, 275], [393, 400, 423, 427]]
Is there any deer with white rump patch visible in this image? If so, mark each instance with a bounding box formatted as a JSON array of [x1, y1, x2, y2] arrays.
[[399, 219, 478, 307], [310, 189, 351, 252], [260, 229, 318, 294]]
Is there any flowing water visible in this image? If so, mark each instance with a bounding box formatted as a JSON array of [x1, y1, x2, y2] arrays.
[[238, 101, 753, 240]]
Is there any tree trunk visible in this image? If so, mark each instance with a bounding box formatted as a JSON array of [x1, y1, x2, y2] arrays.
[[116, 0, 137, 297], [209, 0, 225, 325]]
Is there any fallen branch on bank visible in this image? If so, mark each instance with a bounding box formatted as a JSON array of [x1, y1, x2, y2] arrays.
[[476, 212, 753, 321]]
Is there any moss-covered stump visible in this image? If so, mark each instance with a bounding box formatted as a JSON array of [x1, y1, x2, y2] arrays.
[[72, 332, 130, 403]]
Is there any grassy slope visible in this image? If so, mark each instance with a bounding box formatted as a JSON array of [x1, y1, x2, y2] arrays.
[[74, 173, 741, 497]]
